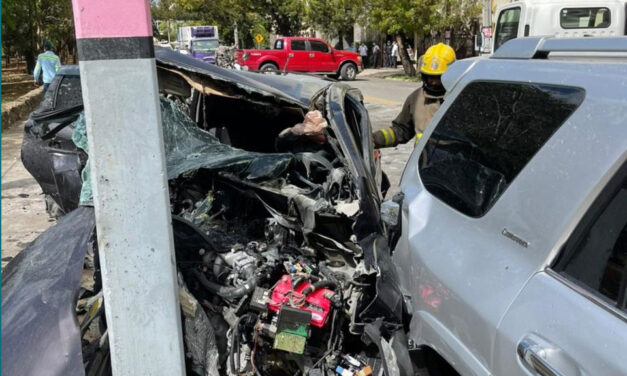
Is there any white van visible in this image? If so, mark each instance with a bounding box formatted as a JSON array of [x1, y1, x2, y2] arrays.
[[478, 0, 627, 53]]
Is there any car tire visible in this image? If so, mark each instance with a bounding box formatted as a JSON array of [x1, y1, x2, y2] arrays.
[[259, 63, 279, 73], [45, 194, 64, 219], [340, 63, 357, 81]]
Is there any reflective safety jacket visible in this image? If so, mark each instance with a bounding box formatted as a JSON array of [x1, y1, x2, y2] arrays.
[[372, 86, 444, 148], [34, 51, 61, 84]]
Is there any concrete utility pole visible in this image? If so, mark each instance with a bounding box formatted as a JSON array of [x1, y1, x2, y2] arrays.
[[70, 1, 186, 375]]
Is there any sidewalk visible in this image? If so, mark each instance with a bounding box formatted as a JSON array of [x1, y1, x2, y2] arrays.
[[1, 119, 54, 269], [359, 67, 404, 78]]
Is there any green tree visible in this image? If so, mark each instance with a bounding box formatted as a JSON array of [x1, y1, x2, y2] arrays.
[[40, 0, 76, 63], [364, 0, 481, 75], [2, 0, 76, 71], [2, 0, 39, 71], [249, 0, 306, 37], [306, 0, 358, 50]]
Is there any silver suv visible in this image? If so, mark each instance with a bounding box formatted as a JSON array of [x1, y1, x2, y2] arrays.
[[392, 37, 627, 376]]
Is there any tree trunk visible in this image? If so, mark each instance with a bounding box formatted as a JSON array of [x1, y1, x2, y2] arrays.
[[167, 20, 171, 43], [395, 31, 416, 76], [413, 31, 419, 70], [25, 50, 36, 74], [336, 30, 344, 50]]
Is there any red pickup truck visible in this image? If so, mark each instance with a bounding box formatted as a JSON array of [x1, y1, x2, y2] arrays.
[[235, 37, 363, 80]]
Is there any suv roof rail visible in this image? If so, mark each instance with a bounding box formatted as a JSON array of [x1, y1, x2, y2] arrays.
[[492, 37, 627, 59]]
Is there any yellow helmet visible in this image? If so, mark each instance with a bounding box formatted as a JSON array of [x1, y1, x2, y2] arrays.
[[419, 43, 456, 76]]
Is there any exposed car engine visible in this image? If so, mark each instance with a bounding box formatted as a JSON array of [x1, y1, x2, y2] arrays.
[[170, 162, 396, 376]]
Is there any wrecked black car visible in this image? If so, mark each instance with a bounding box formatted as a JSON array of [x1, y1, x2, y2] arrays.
[[4, 50, 409, 376], [20, 50, 379, 217]]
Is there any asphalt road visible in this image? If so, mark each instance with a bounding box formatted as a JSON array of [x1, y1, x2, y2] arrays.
[[350, 76, 418, 132], [0, 75, 417, 263], [349, 76, 419, 192]]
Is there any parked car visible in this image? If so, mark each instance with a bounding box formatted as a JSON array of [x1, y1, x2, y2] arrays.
[[235, 37, 363, 80], [390, 37, 627, 375], [4, 49, 406, 376]]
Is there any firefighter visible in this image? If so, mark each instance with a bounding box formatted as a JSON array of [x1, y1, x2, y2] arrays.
[[372, 43, 456, 148]]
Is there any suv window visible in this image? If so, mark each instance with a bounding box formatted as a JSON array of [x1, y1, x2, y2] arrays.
[[561, 8, 611, 29], [555, 167, 627, 311], [419, 81, 584, 217], [54, 76, 83, 109], [310, 41, 330, 53], [274, 39, 284, 50], [291, 40, 306, 51], [494, 7, 521, 51]]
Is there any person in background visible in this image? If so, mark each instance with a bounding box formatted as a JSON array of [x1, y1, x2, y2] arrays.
[[358, 42, 368, 67], [372, 43, 456, 148], [33, 40, 61, 94], [385, 41, 393, 67], [347, 42, 357, 52], [372, 43, 381, 69], [390, 41, 398, 68]]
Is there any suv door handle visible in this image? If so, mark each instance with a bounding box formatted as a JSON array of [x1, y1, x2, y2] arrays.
[[309, 53, 315, 58], [517, 338, 564, 376]]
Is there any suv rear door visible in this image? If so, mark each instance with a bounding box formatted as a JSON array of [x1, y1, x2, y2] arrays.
[[394, 57, 627, 375], [495, 163, 627, 376]]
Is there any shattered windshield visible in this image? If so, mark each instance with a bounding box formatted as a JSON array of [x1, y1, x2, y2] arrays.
[[192, 39, 219, 52], [419, 81, 585, 217], [72, 98, 295, 206]]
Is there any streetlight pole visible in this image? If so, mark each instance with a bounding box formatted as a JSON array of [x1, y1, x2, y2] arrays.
[[70, 1, 186, 374]]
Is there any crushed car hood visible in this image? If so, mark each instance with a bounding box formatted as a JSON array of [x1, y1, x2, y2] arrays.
[[1, 207, 96, 376]]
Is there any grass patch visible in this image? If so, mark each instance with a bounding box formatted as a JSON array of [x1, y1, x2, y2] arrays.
[[385, 74, 421, 83]]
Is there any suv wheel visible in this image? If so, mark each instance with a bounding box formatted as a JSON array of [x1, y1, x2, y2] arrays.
[[340, 63, 357, 81]]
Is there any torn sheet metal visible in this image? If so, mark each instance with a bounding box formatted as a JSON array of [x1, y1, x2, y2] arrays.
[[73, 98, 296, 205], [156, 49, 322, 108], [1, 207, 96, 376]]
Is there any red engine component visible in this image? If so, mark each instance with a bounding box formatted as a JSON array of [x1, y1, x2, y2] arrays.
[[268, 274, 333, 328]]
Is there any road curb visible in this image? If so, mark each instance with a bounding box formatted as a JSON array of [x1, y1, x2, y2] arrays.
[[1, 87, 42, 130], [359, 69, 404, 79]]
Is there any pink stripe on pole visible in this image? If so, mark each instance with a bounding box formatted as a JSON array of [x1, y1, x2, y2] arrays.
[[72, 0, 153, 39]]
